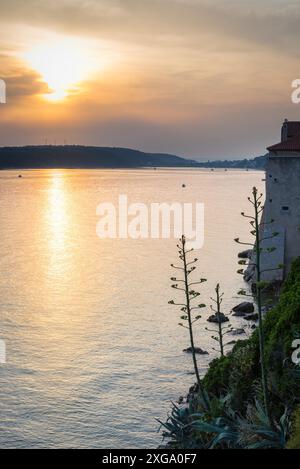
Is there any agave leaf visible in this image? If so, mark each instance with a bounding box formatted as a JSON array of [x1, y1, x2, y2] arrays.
[[209, 429, 239, 449], [191, 420, 225, 434], [253, 399, 270, 426]]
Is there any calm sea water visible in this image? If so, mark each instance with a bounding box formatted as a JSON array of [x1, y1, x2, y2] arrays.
[[0, 168, 264, 449]]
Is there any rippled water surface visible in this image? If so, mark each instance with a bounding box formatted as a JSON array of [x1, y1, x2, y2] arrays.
[[0, 168, 264, 448]]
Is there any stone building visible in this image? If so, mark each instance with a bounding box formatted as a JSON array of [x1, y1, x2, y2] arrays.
[[259, 120, 300, 282]]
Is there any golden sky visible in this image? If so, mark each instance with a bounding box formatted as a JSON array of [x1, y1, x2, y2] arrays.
[[0, 0, 300, 159]]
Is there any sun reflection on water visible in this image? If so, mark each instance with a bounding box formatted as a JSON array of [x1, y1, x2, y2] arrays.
[[47, 172, 68, 249], [44, 171, 73, 284]]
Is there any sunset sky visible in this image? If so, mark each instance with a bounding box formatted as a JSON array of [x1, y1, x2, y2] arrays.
[[0, 0, 300, 159]]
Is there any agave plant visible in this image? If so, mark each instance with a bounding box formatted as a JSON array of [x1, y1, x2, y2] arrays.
[[190, 394, 241, 448], [157, 402, 206, 449], [158, 390, 224, 449], [243, 403, 291, 449], [160, 390, 292, 449], [190, 399, 291, 449]]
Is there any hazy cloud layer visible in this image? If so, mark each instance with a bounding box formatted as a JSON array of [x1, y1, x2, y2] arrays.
[[1, 0, 300, 51], [0, 0, 300, 158]]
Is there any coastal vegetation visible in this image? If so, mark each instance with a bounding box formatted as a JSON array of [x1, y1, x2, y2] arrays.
[[160, 188, 300, 449]]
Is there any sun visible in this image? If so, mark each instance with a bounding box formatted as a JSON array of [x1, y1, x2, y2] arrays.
[[24, 39, 96, 102]]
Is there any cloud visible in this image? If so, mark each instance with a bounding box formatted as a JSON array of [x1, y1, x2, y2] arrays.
[[1, 0, 300, 54], [5, 71, 49, 100], [0, 55, 50, 101]]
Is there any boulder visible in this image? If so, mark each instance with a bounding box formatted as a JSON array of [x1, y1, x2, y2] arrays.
[[232, 310, 247, 317], [238, 249, 252, 259], [244, 313, 259, 321], [207, 313, 229, 324], [232, 302, 254, 314], [183, 347, 209, 355]]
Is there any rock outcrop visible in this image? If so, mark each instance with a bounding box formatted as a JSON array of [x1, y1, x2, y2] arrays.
[[183, 347, 209, 355], [232, 302, 254, 315]]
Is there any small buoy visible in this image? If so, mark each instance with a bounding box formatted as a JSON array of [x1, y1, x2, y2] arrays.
[[182, 183, 186, 188], [18, 175, 22, 178]]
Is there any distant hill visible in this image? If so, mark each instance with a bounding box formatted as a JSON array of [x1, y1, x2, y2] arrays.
[[195, 154, 267, 170], [0, 145, 267, 170], [0, 145, 199, 169]]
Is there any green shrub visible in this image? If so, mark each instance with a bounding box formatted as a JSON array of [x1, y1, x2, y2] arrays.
[[264, 258, 300, 364], [203, 339, 260, 410], [203, 258, 300, 414]]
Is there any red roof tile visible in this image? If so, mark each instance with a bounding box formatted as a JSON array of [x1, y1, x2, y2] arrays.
[[267, 121, 300, 152], [267, 134, 300, 152]]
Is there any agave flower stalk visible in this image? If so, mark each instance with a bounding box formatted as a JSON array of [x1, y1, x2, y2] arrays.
[[205, 284, 233, 357], [235, 187, 281, 423], [169, 235, 208, 408]]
